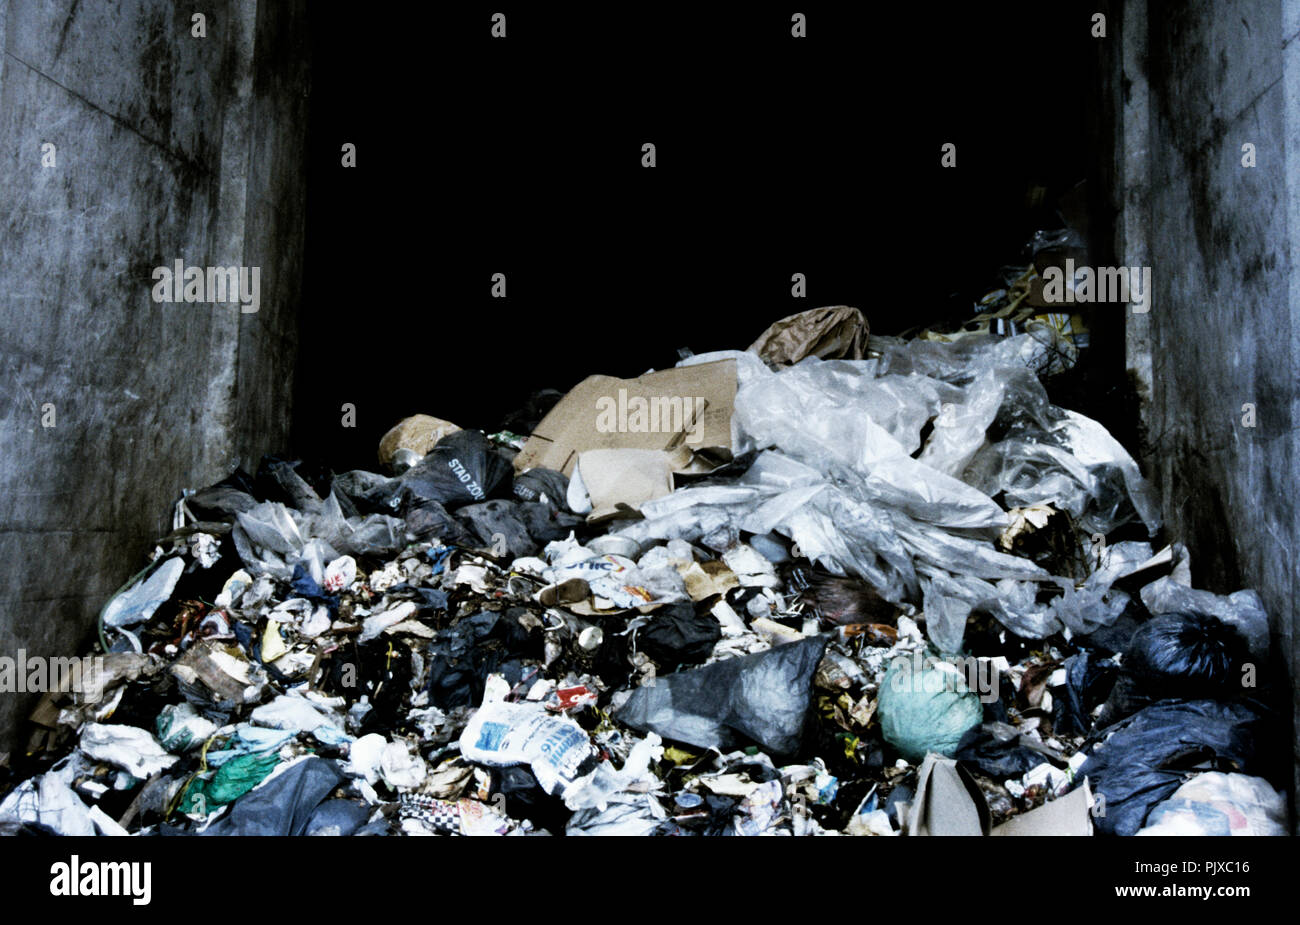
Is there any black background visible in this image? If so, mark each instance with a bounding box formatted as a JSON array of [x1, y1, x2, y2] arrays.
[[296, 2, 1097, 470]]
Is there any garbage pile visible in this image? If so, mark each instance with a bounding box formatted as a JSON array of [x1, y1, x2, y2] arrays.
[[0, 304, 1286, 836]]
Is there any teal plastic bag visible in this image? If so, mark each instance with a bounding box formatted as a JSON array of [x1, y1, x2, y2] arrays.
[[878, 657, 983, 762]]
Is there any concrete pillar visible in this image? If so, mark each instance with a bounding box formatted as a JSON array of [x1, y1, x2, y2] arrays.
[[1118, 0, 1298, 827], [0, 0, 308, 757]]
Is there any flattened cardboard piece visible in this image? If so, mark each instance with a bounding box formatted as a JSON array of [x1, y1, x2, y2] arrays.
[[747, 306, 869, 366], [578, 448, 675, 522], [512, 360, 736, 477], [905, 753, 991, 836], [990, 780, 1093, 836]]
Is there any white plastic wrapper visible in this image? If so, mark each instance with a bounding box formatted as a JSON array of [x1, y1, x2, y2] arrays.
[[323, 555, 357, 593], [460, 700, 662, 811], [0, 760, 98, 836], [1137, 773, 1286, 836], [102, 558, 185, 629], [250, 693, 350, 744], [459, 700, 603, 800], [80, 723, 178, 778]]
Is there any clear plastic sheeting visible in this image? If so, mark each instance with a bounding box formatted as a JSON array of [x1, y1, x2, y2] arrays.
[[967, 410, 1160, 537], [233, 496, 406, 582], [651, 334, 1160, 647]]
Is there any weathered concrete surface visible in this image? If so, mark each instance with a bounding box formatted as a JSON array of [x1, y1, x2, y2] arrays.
[[1109, 0, 1299, 824], [0, 0, 308, 756]]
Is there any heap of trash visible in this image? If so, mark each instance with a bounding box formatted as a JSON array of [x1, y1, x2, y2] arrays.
[[1, 301, 1287, 836]]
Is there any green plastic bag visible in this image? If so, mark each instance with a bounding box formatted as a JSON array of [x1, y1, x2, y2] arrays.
[[878, 657, 983, 762], [180, 752, 280, 814]]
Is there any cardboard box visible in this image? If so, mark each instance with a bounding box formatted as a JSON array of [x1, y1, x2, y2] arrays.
[[513, 359, 736, 477]]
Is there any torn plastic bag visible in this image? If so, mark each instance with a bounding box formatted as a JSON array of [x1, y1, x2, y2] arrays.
[[733, 361, 1007, 529], [102, 557, 185, 629], [895, 519, 1053, 583], [921, 573, 975, 654], [233, 498, 406, 580], [1135, 772, 1286, 836], [1140, 578, 1270, 660], [967, 411, 1159, 536], [1075, 698, 1273, 836], [0, 760, 97, 836], [1050, 583, 1131, 636], [917, 365, 1046, 479], [199, 756, 346, 836], [1098, 612, 1250, 727], [913, 572, 1058, 641], [616, 635, 829, 756], [925, 570, 1127, 642]]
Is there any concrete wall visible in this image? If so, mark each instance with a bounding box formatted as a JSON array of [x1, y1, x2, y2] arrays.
[[0, 0, 308, 757], [1108, 0, 1299, 819]]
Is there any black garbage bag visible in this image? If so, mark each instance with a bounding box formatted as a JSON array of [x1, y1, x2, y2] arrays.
[[636, 603, 721, 667], [1098, 612, 1249, 727], [454, 499, 583, 558], [399, 430, 511, 510], [1053, 649, 1120, 736], [954, 723, 1050, 778], [492, 765, 572, 835], [513, 468, 570, 510], [424, 610, 542, 710], [333, 470, 401, 514], [514, 501, 584, 544], [406, 499, 479, 546], [1076, 698, 1271, 836], [201, 757, 345, 836], [616, 635, 829, 756]]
